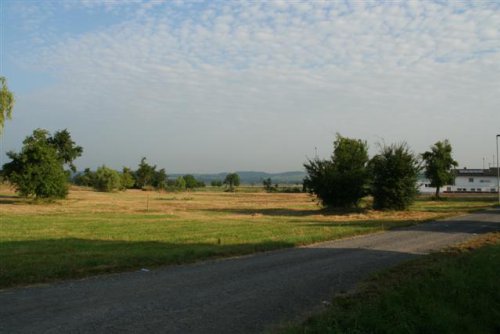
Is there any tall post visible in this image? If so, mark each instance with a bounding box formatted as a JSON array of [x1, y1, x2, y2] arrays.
[[497, 135, 500, 204]]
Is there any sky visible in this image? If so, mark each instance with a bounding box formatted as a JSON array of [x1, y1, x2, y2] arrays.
[[1, 0, 500, 173]]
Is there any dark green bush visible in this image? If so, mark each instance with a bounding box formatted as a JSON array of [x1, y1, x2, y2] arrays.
[[369, 143, 420, 210], [304, 134, 369, 208]]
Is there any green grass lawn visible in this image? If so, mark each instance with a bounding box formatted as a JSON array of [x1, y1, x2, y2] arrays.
[[0, 187, 497, 288], [280, 234, 500, 334]]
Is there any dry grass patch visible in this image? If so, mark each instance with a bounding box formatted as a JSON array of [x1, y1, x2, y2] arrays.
[[0, 184, 496, 288]]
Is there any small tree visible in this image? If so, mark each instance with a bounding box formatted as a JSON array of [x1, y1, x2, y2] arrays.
[[263, 178, 274, 192], [135, 157, 156, 189], [224, 173, 240, 191], [2, 129, 81, 198], [175, 176, 186, 190], [183, 174, 198, 189], [211, 180, 223, 187], [304, 134, 369, 208], [120, 167, 136, 189], [93, 165, 121, 192], [369, 143, 420, 210], [152, 168, 167, 191], [73, 168, 95, 187], [422, 140, 458, 198]]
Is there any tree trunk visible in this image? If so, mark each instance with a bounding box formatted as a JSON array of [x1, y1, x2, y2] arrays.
[[435, 186, 440, 199]]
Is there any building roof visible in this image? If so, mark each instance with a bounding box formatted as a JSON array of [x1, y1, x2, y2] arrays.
[[454, 168, 499, 177]]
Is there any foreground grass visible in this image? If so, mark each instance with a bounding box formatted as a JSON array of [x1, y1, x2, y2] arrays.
[[0, 186, 496, 288], [281, 233, 500, 334]]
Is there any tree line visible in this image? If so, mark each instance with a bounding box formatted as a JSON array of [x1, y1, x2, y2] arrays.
[[0, 127, 242, 197], [0, 129, 458, 204], [0, 77, 458, 204], [303, 134, 457, 210]]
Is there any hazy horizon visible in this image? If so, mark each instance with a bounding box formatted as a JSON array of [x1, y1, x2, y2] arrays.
[[2, 1, 500, 173]]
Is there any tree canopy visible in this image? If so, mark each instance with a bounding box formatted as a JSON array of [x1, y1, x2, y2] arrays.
[[224, 173, 240, 191], [47, 129, 83, 172], [422, 140, 458, 198], [152, 168, 167, 190], [304, 134, 369, 208], [135, 157, 156, 189], [120, 167, 136, 189], [2, 129, 82, 198], [0, 76, 15, 135], [369, 143, 420, 210], [93, 165, 122, 192]]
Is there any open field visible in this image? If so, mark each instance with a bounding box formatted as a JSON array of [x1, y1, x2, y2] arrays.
[[0, 185, 497, 288], [280, 233, 500, 334]]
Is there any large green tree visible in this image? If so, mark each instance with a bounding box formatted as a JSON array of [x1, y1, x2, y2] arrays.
[[2, 129, 82, 198], [0, 76, 14, 134], [369, 143, 420, 210], [304, 134, 369, 208], [422, 140, 458, 198]]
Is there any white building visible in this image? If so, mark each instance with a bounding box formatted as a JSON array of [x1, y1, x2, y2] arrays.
[[418, 168, 499, 194], [452, 168, 498, 193]]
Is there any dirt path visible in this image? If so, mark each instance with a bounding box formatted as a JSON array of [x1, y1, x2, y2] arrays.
[[1, 208, 499, 333]]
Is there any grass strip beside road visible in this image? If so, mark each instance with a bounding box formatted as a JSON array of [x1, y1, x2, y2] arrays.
[[0, 187, 497, 288], [280, 233, 500, 334]]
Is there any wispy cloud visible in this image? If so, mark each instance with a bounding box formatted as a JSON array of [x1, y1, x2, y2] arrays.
[[5, 0, 500, 172]]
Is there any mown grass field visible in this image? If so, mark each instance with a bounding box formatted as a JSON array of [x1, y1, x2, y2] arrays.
[[0, 185, 496, 288], [280, 233, 500, 334]]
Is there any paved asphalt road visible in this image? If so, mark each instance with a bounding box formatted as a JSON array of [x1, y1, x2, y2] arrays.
[[1, 208, 499, 333]]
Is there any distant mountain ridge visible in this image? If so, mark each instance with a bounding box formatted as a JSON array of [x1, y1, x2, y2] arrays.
[[170, 171, 306, 185]]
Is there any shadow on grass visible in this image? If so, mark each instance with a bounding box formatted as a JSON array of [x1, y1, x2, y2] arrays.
[[0, 194, 26, 205], [412, 204, 498, 213], [0, 238, 294, 288], [416, 194, 498, 202], [3, 210, 499, 290], [301, 208, 500, 235], [201, 207, 367, 217]]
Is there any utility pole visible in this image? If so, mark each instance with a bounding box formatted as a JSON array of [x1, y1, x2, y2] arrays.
[[497, 135, 500, 205]]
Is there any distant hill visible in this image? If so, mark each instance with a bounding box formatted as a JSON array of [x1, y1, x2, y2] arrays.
[[170, 171, 306, 185]]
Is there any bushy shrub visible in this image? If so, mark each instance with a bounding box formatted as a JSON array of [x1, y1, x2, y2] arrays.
[[93, 165, 121, 192], [304, 134, 369, 208], [175, 176, 186, 189], [183, 174, 205, 189], [120, 167, 136, 189], [211, 180, 223, 187], [73, 168, 95, 187], [369, 143, 420, 210]]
